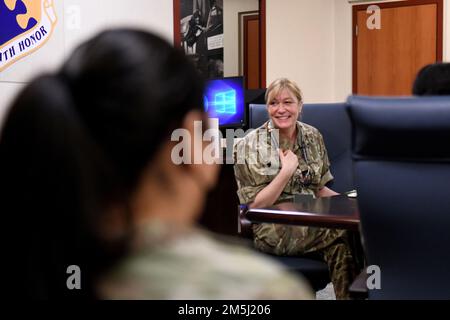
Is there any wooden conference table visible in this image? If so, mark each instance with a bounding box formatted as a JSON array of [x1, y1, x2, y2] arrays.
[[241, 194, 367, 297], [242, 194, 360, 231]]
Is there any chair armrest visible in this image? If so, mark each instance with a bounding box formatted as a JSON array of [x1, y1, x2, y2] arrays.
[[238, 204, 253, 238]]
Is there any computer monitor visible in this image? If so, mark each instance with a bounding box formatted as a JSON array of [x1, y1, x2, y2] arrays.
[[203, 76, 246, 129]]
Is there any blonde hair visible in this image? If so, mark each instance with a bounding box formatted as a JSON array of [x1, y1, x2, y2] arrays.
[[265, 78, 303, 105]]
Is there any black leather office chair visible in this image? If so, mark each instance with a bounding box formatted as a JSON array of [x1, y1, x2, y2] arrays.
[[348, 96, 450, 299], [240, 102, 355, 291]]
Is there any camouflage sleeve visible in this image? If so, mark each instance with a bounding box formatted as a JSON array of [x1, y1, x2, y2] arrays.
[[203, 229, 315, 300], [233, 137, 273, 205], [317, 131, 334, 190]]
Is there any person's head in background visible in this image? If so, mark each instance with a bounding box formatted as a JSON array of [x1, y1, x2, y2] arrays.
[[0, 29, 219, 299], [413, 62, 450, 95]]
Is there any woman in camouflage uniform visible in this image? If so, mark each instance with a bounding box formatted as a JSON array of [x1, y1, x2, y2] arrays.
[[234, 78, 361, 299]]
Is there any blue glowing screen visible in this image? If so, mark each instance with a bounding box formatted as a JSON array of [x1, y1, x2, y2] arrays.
[[204, 77, 245, 127]]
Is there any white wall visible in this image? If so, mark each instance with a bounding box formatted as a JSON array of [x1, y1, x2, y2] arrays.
[[0, 0, 173, 124], [223, 0, 259, 77], [2, 0, 449, 118], [267, 0, 450, 103], [445, 0, 450, 61], [266, 0, 335, 103], [334, 0, 353, 103]]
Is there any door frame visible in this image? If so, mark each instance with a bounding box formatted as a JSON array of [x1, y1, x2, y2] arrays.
[[352, 0, 443, 93], [238, 10, 259, 76], [259, 0, 266, 88], [173, 0, 266, 88], [243, 14, 260, 89]]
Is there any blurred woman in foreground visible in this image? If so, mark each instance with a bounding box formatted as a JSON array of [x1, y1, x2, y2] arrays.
[[0, 29, 312, 299]]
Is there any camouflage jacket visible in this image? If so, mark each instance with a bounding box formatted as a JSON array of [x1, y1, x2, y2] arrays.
[[233, 121, 333, 205], [98, 221, 313, 299]]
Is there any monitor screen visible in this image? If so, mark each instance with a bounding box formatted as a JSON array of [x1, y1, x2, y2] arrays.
[[203, 76, 245, 128]]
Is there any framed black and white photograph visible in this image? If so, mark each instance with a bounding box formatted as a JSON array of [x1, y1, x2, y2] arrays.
[[174, 0, 224, 79]]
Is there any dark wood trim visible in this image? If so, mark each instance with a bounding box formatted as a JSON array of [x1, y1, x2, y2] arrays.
[[243, 14, 259, 89], [245, 208, 360, 231], [244, 195, 361, 231], [259, 0, 266, 89], [173, 0, 181, 47], [436, 0, 444, 61], [352, 0, 444, 94], [244, 15, 249, 88], [352, 6, 357, 94]]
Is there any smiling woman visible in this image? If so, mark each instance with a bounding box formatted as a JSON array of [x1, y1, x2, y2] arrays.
[[233, 77, 362, 299], [266, 78, 303, 138]]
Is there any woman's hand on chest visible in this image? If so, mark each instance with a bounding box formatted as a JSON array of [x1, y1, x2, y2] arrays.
[[279, 149, 299, 177]]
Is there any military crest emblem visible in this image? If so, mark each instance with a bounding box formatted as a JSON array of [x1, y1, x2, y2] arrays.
[[0, 0, 57, 72]]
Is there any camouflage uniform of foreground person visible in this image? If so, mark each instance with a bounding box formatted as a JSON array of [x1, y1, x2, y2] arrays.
[[0, 30, 313, 299], [99, 222, 313, 299], [234, 78, 361, 299]]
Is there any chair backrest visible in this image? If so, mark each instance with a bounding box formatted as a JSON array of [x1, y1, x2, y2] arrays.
[[248, 103, 353, 193], [347, 95, 450, 299]]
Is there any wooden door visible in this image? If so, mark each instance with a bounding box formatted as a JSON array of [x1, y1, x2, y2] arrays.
[[353, 0, 443, 95], [244, 14, 260, 89]]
